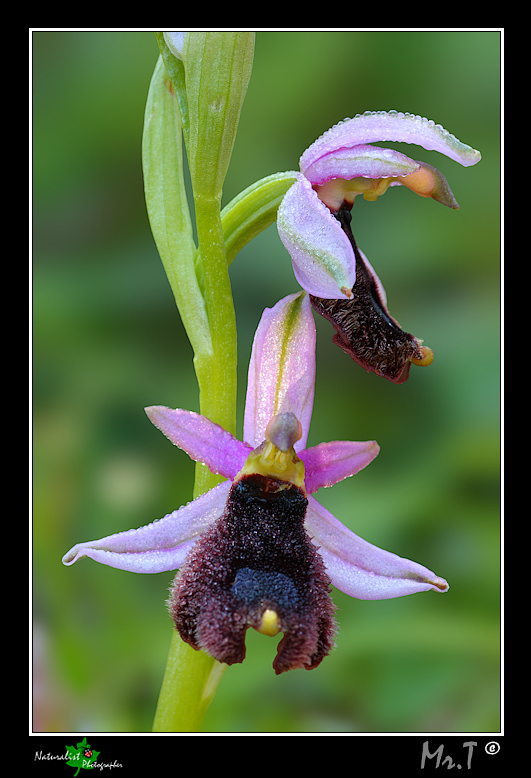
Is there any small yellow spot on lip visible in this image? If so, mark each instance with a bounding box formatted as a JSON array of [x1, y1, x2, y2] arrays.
[[255, 609, 280, 637], [411, 345, 434, 367]]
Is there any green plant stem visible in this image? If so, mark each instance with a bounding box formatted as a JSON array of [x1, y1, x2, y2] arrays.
[[152, 632, 227, 732], [192, 191, 238, 498]]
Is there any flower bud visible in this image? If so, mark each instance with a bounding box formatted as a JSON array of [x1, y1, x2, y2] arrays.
[[167, 31, 255, 199]]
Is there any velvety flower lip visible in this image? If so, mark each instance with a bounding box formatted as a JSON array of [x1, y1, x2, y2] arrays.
[[62, 292, 448, 672], [277, 111, 480, 381], [309, 205, 433, 384]]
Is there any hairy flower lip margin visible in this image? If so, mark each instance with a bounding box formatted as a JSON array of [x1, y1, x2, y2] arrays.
[[308, 205, 433, 384]]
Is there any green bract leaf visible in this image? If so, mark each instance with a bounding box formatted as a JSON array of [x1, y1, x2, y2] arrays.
[[155, 32, 189, 144], [177, 32, 255, 199], [142, 55, 212, 357], [220, 171, 297, 265]]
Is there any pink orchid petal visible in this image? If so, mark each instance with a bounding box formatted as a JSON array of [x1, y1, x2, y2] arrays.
[[303, 144, 420, 186], [301, 111, 481, 176], [244, 291, 316, 451], [305, 496, 449, 600], [62, 480, 232, 574], [145, 406, 251, 479], [301, 440, 380, 494], [277, 175, 355, 299]]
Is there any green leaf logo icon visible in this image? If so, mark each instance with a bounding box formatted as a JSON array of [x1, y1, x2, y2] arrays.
[[65, 737, 100, 776]]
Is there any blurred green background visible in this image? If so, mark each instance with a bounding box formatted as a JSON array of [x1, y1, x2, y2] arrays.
[[33, 30, 500, 733]]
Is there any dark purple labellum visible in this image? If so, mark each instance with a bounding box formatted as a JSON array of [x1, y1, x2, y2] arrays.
[[310, 206, 426, 384], [168, 473, 337, 674]]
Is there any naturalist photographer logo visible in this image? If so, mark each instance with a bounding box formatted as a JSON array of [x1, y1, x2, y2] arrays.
[[34, 737, 122, 774]]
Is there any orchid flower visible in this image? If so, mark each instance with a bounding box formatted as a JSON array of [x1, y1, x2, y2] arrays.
[[278, 110, 481, 383], [62, 292, 448, 674]]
